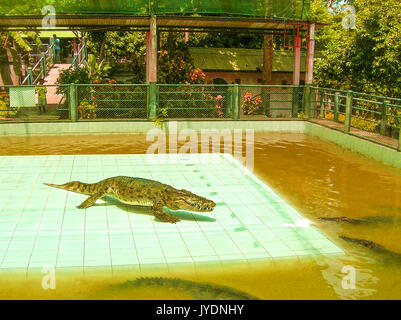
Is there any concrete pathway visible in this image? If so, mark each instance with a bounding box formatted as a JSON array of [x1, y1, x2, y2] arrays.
[[43, 64, 70, 105]]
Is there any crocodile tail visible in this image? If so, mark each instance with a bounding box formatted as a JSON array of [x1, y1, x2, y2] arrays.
[[44, 181, 94, 195]]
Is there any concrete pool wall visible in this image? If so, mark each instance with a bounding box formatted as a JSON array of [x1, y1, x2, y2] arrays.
[[0, 120, 400, 169]]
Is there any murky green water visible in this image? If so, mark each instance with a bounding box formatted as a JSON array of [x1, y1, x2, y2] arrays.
[[0, 132, 401, 299]]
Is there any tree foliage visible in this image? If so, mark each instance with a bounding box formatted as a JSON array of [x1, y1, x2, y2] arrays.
[[313, 0, 401, 97]]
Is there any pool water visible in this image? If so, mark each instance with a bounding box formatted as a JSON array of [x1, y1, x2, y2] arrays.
[[0, 132, 401, 300]]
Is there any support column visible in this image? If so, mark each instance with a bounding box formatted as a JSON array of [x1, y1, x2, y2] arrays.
[[293, 28, 302, 116], [145, 32, 150, 83], [147, 15, 157, 83], [262, 34, 273, 117], [305, 23, 315, 85], [293, 28, 301, 86], [262, 34, 273, 85]]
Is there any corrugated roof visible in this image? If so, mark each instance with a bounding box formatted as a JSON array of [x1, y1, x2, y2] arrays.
[[189, 47, 307, 72]]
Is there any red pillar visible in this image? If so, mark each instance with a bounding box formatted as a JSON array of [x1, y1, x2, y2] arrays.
[[305, 23, 316, 85], [293, 28, 301, 85], [145, 32, 150, 82], [147, 15, 157, 83]]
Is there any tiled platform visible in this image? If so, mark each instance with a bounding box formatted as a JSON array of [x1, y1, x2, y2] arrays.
[[0, 153, 342, 272]]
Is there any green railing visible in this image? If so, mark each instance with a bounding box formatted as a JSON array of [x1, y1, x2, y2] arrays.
[[306, 86, 401, 151], [1, 82, 401, 150], [21, 43, 55, 85]]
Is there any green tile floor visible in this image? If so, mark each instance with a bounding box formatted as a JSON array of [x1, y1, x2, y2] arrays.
[[0, 153, 342, 272]]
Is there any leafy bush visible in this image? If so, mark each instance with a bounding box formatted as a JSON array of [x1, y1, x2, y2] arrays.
[[324, 111, 378, 132], [0, 94, 20, 118], [242, 92, 263, 115]]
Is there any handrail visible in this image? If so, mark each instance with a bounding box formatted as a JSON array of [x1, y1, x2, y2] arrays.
[[21, 43, 56, 85]]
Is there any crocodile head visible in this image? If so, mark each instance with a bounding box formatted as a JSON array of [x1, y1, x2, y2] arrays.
[[167, 189, 216, 212]]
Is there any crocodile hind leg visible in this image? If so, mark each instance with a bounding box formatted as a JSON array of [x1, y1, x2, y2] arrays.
[[152, 200, 180, 224], [76, 192, 106, 209]]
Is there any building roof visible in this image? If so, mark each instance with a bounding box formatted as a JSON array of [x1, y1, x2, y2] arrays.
[[21, 31, 78, 39], [188, 47, 307, 73]]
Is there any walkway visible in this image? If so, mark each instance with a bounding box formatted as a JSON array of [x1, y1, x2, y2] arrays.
[[43, 64, 70, 105]]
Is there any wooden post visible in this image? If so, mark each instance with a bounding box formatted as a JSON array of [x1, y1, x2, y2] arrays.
[[305, 23, 315, 85], [148, 15, 157, 83], [145, 32, 150, 83], [262, 34, 273, 117], [293, 28, 301, 86]]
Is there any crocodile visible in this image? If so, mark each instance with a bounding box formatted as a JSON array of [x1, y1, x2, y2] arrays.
[[44, 176, 216, 224], [318, 216, 401, 225], [339, 235, 401, 264]]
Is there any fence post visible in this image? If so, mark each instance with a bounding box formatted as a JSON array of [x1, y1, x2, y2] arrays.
[[303, 84, 312, 119], [380, 101, 388, 136], [27, 67, 32, 85], [69, 84, 78, 122], [41, 53, 46, 79], [232, 84, 240, 120], [292, 86, 299, 117], [344, 90, 353, 134], [334, 92, 339, 122], [73, 54, 78, 68], [398, 132, 401, 152], [148, 82, 157, 120], [225, 86, 232, 118], [319, 89, 325, 118]]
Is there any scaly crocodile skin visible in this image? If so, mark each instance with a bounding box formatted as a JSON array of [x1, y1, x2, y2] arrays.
[[44, 176, 216, 224]]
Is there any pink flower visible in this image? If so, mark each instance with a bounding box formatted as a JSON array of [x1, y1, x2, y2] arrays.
[[216, 95, 223, 100]]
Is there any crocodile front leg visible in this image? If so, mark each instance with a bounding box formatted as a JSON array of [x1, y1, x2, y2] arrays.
[[77, 192, 106, 209], [152, 200, 180, 224]]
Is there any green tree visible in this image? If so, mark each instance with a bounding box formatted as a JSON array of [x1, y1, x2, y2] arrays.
[[312, 0, 401, 97]]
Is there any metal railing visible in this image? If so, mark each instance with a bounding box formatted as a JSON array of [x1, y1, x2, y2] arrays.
[[21, 43, 55, 85], [306, 86, 401, 151], [1, 82, 401, 151]]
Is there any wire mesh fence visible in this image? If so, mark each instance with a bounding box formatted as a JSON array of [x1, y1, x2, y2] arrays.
[[76, 84, 148, 120], [158, 85, 231, 119], [239, 85, 301, 119], [1, 82, 401, 150], [0, 84, 68, 122]]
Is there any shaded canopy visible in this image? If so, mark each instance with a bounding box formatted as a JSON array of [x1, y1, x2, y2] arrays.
[[0, 0, 310, 19]]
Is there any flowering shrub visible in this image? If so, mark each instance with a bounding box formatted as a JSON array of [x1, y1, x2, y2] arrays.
[[77, 100, 96, 119], [0, 93, 19, 118], [324, 111, 378, 132], [242, 92, 263, 115], [189, 68, 207, 84]]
